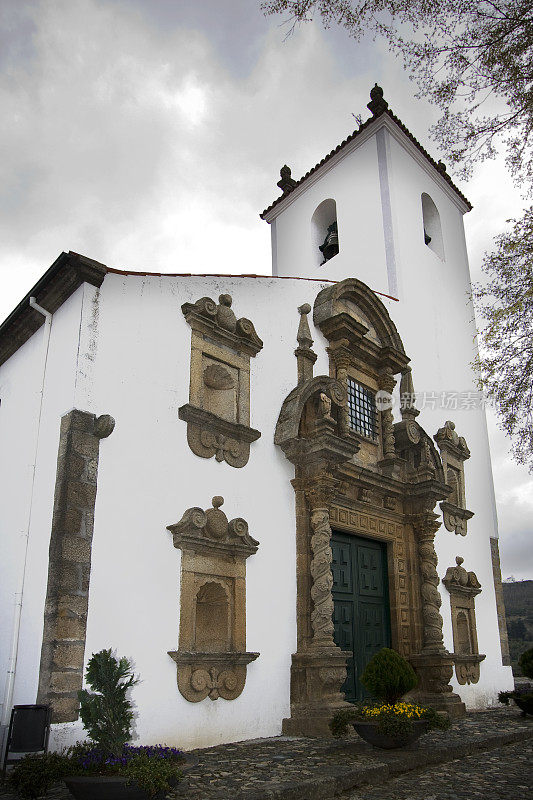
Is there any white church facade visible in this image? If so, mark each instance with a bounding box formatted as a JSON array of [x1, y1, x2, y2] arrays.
[[0, 86, 513, 751]]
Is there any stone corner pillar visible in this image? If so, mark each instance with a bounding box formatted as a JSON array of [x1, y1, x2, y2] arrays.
[[36, 410, 114, 723]]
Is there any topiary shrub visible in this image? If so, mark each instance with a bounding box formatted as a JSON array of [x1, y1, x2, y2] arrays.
[[360, 647, 418, 704], [518, 647, 533, 679], [78, 648, 139, 757]]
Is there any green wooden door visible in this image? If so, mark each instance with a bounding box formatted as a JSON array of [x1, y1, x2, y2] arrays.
[[331, 533, 391, 702]]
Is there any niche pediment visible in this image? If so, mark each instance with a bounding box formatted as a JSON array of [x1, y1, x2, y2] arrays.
[[181, 294, 263, 356], [167, 496, 259, 558]]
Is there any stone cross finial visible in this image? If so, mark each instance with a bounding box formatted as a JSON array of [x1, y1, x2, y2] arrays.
[[295, 303, 317, 385]]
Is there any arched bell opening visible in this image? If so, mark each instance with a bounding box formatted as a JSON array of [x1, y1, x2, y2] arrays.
[[421, 193, 445, 260], [311, 199, 339, 267]]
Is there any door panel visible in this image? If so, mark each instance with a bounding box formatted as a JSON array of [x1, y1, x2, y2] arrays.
[[331, 533, 391, 702]]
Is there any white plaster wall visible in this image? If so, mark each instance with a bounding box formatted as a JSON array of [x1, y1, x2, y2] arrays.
[[50, 274, 332, 751], [0, 286, 85, 720], [271, 135, 391, 296]]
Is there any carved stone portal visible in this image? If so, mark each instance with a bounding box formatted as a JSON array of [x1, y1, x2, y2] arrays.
[[443, 557, 485, 684], [179, 293, 263, 467], [166, 497, 259, 702], [276, 280, 471, 732]]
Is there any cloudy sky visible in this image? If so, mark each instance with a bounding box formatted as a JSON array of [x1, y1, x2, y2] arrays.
[[1, 0, 531, 579]]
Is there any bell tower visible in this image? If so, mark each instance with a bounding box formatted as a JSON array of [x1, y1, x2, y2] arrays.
[[261, 85, 472, 301]]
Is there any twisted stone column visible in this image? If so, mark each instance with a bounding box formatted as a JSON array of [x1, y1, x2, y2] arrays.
[[413, 513, 445, 652], [309, 507, 335, 647], [410, 511, 465, 716]]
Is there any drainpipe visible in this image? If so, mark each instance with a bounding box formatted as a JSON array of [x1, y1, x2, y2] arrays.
[[0, 298, 52, 759]]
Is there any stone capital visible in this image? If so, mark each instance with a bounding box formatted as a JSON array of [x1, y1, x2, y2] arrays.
[[304, 475, 339, 511]]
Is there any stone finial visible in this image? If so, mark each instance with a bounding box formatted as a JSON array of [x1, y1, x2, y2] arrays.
[[277, 165, 297, 193], [295, 303, 317, 385], [367, 83, 388, 117], [400, 367, 419, 420], [442, 556, 482, 594], [435, 420, 470, 459], [297, 303, 313, 348], [217, 294, 237, 332]]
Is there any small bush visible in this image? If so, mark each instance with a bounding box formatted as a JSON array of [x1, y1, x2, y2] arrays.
[[518, 647, 533, 679], [361, 648, 418, 704], [122, 752, 183, 797], [8, 752, 75, 799]]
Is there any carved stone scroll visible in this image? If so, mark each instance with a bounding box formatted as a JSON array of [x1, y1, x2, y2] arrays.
[[166, 497, 259, 702], [179, 293, 263, 467]]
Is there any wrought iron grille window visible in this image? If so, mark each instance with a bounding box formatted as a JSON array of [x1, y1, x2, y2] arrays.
[[347, 378, 377, 439]]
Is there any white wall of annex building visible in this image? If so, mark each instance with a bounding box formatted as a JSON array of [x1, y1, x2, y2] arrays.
[[50, 274, 332, 752], [0, 288, 84, 721]]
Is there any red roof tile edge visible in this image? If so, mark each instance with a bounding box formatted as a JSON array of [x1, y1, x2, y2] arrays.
[[105, 267, 398, 301]]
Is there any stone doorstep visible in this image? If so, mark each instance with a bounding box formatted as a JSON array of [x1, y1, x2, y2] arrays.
[[180, 726, 533, 800]]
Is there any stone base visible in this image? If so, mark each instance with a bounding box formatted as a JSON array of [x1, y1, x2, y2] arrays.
[[409, 689, 466, 718], [283, 646, 351, 737], [409, 650, 466, 719], [282, 702, 351, 737]]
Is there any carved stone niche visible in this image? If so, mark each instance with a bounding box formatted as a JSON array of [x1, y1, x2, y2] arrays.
[[166, 497, 259, 702], [434, 421, 474, 535], [179, 294, 263, 468], [443, 557, 485, 685]]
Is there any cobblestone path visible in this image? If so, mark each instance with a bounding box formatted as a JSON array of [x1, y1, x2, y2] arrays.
[[343, 739, 533, 800], [0, 708, 531, 800]]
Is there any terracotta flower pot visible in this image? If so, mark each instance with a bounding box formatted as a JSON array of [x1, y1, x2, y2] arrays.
[[352, 719, 429, 749]]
